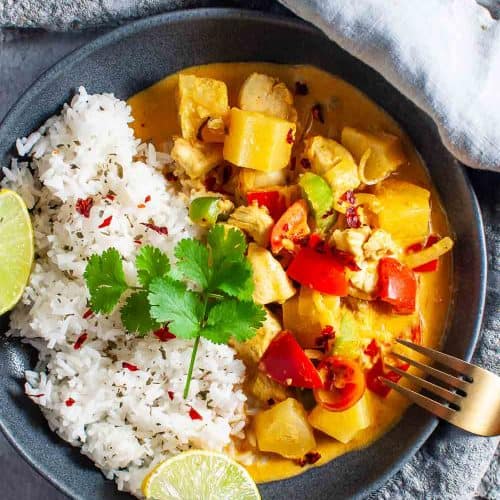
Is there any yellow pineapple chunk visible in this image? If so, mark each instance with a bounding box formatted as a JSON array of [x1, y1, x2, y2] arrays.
[[308, 394, 372, 444], [177, 74, 229, 140], [375, 179, 431, 246], [223, 108, 295, 171], [254, 398, 316, 459], [246, 372, 289, 404], [304, 136, 360, 200], [170, 138, 222, 179], [341, 126, 407, 184]]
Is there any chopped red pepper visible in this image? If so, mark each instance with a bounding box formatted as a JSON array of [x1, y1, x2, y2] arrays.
[[340, 190, 356, 205], [314, 356, 366, 411], [74, 332, 88, 350], [98, 216, 112, 228], [247, 190, 288, 221], [105, 193, 115, 201], [82, 309, 93, 320], [295, 81, 309, 96], [406, 234, 440, 272], [144, 195, 151, 203], [141, 222, 168, 235], [75, 197, 93, 218], [154, 327, 176, 342], [65, 398, 75, 407], [167, 391, 174, 401], [315, 325, 336, 351], [346, 206, 361, 228], [364, 339, 379, 360], [378, 258, 417, 314], [270, 200, 310, 254], [287, 247, 348, 296], [189, 407, 203, 420], [259, 331, 323, 389], [311, 103, 325, 123], [286, 128, 295, 144], [122, 362, 139, 372]]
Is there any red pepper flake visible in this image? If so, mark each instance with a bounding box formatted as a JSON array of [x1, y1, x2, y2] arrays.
[[75, 197, 93, 218], [315, 325, 336, 351], [406, 235, 440, 273], [137, 203, 146, 209], [154, 326, 176, 342], [340, 190, 356, 205], [364, 339, 379, 360], [144, 195, 151, 203], [346, 206, 361, 228], [29, 393, 45, 398], [141, 222, 168, 235], [65, 397, 75, 407], [296, 451, 321, 467], [122, 362, 139, 372], [166, 172, 178, 182], [74, 332, 88, 350], [189, 407, 203, 420], [321, 207, 335, 220], [134, 239, 142, 245], [295, 81, 309, 96], [286, 128, 294, 144], [98, 215, 113, 229], [167, 391, 174, 401], [300, 158, 311, 169], [311, 103, 325, 123], [82, 309, 93, 320], [331, 248, 360, 271], [105, 193, 115, 201]]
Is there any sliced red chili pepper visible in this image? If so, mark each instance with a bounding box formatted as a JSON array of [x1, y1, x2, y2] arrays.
[[154, 327, 176, 342], [340, 190, 356, 205], [314, 356, 366, 411], [75, 197, 93, 218], [287, 247, 348, 296], [378, 258, 417, 314], [167, 391, 174, 401], [82, 309, 93, 320], [65, 398, 75, 407], [141, 222, 168, 235], [406, 234, 440, 272], [98, 216, 112, 228], [122, 362, 139, 372], [346, 205, 361, 228], [247, 190, 288, 221], [189, 407, 203, 420], [74, 332, 88, 350], [271, 200, 310, 254], [259, 331, 323, 389]]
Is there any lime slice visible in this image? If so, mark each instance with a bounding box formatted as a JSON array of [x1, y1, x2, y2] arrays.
[[0, 189, 34, 315], [142, 451, 260, 500]]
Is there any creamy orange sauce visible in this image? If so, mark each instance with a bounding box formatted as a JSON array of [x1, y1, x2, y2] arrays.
[[128, 63, 453, 483]]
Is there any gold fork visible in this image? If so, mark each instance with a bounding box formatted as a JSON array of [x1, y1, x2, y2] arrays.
[[382, 339, 500, 436]]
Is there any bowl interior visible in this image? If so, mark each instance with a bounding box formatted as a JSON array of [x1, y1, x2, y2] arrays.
[[0, 9, 486, 500]]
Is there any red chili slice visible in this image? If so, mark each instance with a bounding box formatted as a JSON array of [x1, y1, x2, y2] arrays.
[[98, 216, 112, 228], [141, 222, 168, 235], [189, 407, 203, 420], [82, 309, 93, 320], [406, 234, 440, 272], [74, 332, 88, 350], [75, 197, 93, 218], [271, 200, 310, 254], [122, 362, 139, 372]]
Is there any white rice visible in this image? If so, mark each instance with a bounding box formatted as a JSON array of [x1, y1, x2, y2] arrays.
[[1, 87, 247, 496]]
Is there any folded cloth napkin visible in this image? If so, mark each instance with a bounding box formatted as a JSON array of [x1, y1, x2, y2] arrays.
[[0, 0, 499, 498]]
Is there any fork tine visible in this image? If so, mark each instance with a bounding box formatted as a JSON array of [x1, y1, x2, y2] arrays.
[[380, 378, 457, 420], [397, 339, 475, 377], [385, 363, 463, 405], [392, 352, 470, 391]]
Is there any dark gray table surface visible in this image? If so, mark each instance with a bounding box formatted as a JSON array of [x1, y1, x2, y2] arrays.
[[0, 27, 498, 500]]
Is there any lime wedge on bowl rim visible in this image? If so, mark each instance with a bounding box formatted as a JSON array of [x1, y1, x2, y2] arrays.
[[142, 450, 261, 500], [0, 189, 34, 315]]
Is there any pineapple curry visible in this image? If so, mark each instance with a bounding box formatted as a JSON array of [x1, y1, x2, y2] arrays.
[[128, 63, 454, 482]]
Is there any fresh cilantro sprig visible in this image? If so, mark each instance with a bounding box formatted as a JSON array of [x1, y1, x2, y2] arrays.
[[83, 225, 266, 397]]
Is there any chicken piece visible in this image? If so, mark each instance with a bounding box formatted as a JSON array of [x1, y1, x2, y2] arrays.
[[228, 205, 274, 247], [304, 136, 360, 201], [239, 73, 297, 122], [238, 168, 287, 197], [349, 260, 379, 294], [177, 74, 229, 141], [232, 308, 281, 367], [246, 372, 289, 404], [363, 229, 398, 260], [247, 242, 296, 304], [170, 138, 223, 179], [331, 226, 371, 263]]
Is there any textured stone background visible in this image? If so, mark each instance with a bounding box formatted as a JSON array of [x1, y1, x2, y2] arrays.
[[0, 8, 498, 500]]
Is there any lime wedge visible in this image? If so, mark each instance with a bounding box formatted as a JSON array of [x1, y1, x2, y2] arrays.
[[142, 451, 260, 500], [0, 189, 34, 315]]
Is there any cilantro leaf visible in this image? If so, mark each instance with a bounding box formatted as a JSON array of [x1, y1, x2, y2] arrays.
[[135, 245, 170, 288], [148, 276, 203, 339], [172, 238, 210, 290], [207, 224, 247, 265], [84, 248, 128, 314], [203, 300, 266, 344], [121, 291, 160, 335], [209, 260, 254, 300]]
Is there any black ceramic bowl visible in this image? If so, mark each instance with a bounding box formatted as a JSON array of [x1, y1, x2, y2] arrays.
[[0, 8, 487, 500]]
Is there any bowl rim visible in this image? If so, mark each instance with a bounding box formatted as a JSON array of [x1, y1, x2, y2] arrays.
[[0, 7, 488, 500]]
